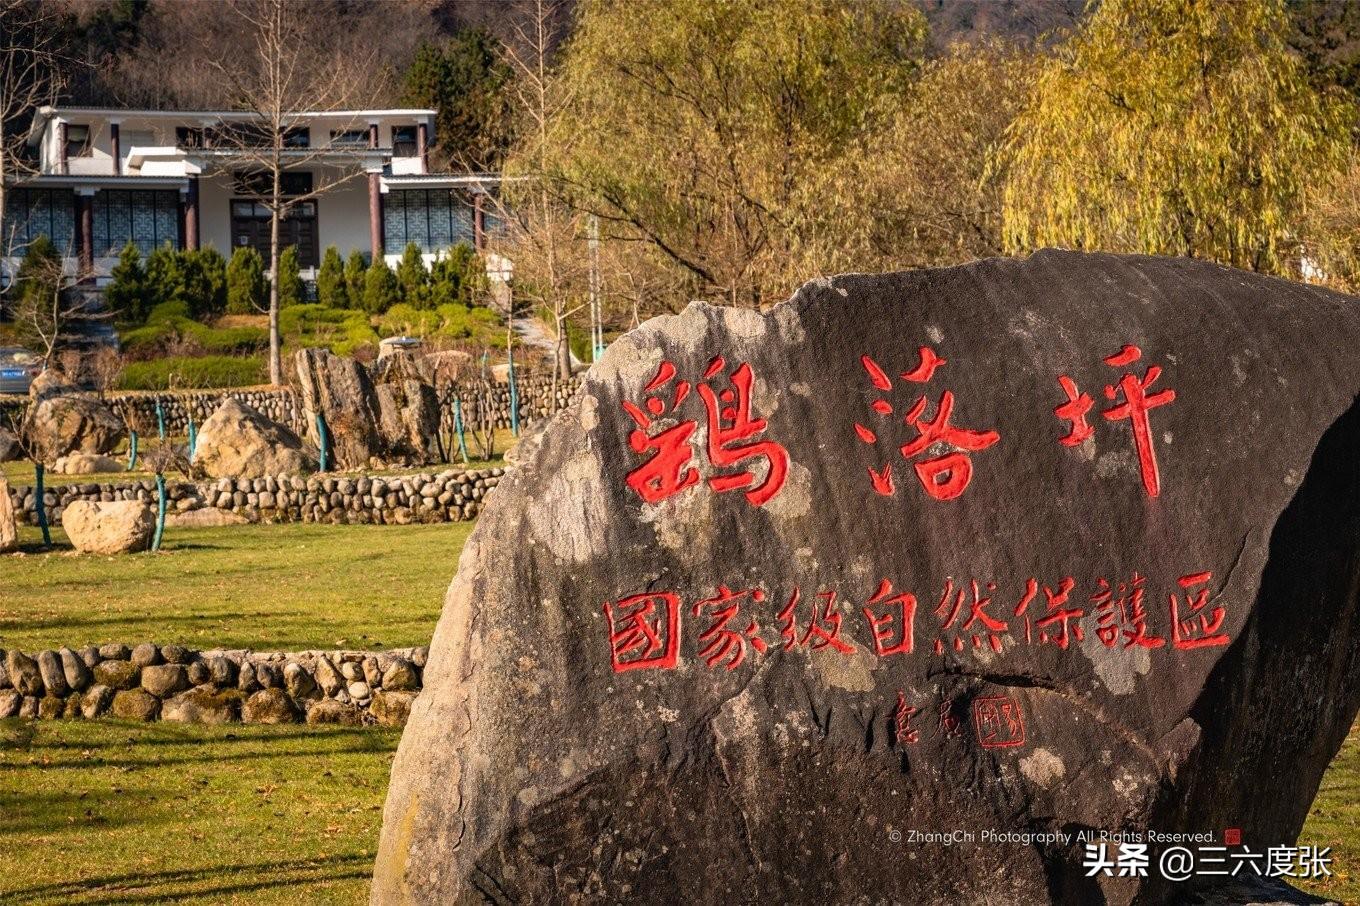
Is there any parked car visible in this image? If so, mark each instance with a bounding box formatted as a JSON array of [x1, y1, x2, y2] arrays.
[[0, 347, 42, 394]]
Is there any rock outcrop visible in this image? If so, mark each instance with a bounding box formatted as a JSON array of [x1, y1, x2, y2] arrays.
[[295, 348, 386, 469], [374, 252, 1360, 904]]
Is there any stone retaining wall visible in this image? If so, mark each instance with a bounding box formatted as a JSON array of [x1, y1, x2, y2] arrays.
[[7, 467, 505, 526], [0, 375, 579, 436], [0, 643, 427, 727]]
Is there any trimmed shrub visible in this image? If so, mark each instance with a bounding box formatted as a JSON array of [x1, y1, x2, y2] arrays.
[[363, 259, 401, 314], [316, 246, 348, 308], [227, 246, 267, 315], [344, 249, 367, 305], [396, 242, 429, 308], [105, 242, 148, 323], [117, 355, 267, 390], [276, 245, 304, 308], [182, 247, 229, 319]]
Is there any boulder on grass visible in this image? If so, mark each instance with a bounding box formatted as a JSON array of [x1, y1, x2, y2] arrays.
[[62, 500, 154, 554], [0, 476, 16, 553], [0, 426, 18, 462], [375, 380, 440, 465], [111, 689, 159, 721], [294, 347, 385, 469], [374, 252, 1360, 905], [27, 374, 122, 457], [194, 398, 316, 479], [52, 452, 125, 475], [242, 687, 300, 724]]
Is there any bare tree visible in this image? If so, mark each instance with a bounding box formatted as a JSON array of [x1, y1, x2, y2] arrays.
[[9, 246, 96, 366], [487, 0, 585, 381], [0, 1, 70, 275], [204, 0, 381, 386]]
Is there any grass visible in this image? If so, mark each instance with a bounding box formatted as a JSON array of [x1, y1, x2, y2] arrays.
[[0, 720, 1354, 905], [0, 521, 472, 652], [1298, 725, 1360, 902], [0, 720, 399, 905]]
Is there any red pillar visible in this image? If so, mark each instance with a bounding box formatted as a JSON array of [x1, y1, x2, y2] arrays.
[[110, 123, 121, 175], [184, 177, 200, 250], [473, 193, 485, 253], [368, 122, 383, 260], [58, 123, 68, 175], [77, 192, 93, 272]]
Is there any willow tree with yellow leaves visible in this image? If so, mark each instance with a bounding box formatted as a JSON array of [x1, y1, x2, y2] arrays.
[[1003, 0, 1351, 275], [518, 0, 928, 310]]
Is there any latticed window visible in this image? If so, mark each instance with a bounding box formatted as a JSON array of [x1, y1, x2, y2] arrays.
[[382, 189, 475, 253], [3, 188, 76, 253], [91, 189, 180, 256]]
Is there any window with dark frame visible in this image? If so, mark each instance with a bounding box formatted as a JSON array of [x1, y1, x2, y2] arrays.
[[392, 125, 418, 158], [64, 124, 92, 159], [176, 127, 205, 149], [330, 129, 367, 148], [283, 127, 310, 148]]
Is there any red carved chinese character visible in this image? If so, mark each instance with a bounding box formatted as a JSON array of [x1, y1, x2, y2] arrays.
[[862, 579, 918, 657], [603, 592, 681, 673], [1102, 345, 1176, 498], [622, 361, 699, 504], [693, 585, 768, 670], [938, 699, 964, 738], [698, 356, 789, 506], [933, 578, 1008, 653], [1091, 574, 1165, 650], [1055, 345, 1176, 498], [623, 357, 789, 507], [1054, 375, 1094, 446], [778, 588, 856, 654], [895, 691, 920, 745], [1170, 571, 1228, 650], [972, 695, 1025, 748], [1014, 577, 1083, 649], [856, 347, 999, 501]]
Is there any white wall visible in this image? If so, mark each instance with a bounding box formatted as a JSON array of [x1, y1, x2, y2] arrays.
[[199, 174, 234, 257], [197, 167, 374, 264], [316, 166, 373, 258]]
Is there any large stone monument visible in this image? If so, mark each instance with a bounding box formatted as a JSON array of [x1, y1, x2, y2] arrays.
[[374, 251, 1360, 904]]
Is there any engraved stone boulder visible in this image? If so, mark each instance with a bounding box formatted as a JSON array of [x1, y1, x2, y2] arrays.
[[375, 252, 1360, 904]]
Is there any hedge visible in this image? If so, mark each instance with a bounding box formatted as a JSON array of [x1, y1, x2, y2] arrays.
[[116, 355, 268, 390]]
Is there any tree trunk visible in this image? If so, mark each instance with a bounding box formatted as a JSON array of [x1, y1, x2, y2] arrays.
[[555, 312, 571, 379], [268, 202, 282, 386]]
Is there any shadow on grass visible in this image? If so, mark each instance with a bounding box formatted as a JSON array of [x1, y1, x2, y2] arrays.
[[2, 852, 373, 904], [0, 789, 149, 838], [0, 724, 399, 772]]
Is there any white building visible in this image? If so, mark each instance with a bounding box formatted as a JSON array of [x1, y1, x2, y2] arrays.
[[4, 106, 501, 281]]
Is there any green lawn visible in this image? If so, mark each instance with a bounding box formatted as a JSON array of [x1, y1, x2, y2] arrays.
[[0, 719, 1354, 905], [1299, 725, 1360, 902], [0, 720, 399, 905], [0, 521, 471, 652]]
